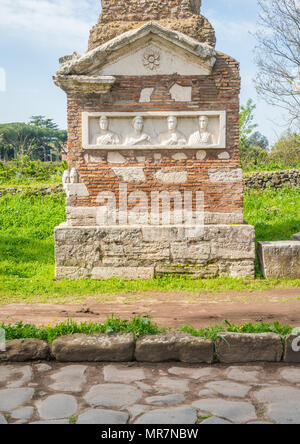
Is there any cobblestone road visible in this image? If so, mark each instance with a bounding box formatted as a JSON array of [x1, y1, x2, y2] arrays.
[[0, 362, 299, 424]]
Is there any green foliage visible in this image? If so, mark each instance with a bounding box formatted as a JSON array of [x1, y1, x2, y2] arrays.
[[0, 117, 67, 162], [239, 99, 258, 151], [181, 320, 292, 340], [1, 315, 165, 342], [0, 159, 67, 185], [0, 189, 299, 303], [269, 131, 300, 169], [244, 187, 300, 242], [0, 317, 292, 342]]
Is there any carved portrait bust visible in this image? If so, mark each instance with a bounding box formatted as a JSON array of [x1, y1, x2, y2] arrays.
[[93, 116, 121, 146], [188, 116, 213, 146], [158, 116, 187, 146], [124, 116, 152, 146]]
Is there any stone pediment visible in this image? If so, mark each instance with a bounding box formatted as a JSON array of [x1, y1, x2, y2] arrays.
[[54, 22, 216, 93]]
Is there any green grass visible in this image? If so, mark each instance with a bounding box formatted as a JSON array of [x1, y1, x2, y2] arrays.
[[0, 188, 299, 303], [1, 315, 165, 342], [0, 316, 293, 342]]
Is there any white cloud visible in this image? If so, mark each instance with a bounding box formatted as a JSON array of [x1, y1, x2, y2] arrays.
[[0, 0, 99, 51]]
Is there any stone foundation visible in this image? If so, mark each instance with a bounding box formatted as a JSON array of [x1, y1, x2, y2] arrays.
[[55, 223, 255, 280]]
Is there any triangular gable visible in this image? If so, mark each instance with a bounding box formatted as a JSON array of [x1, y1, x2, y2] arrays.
[[57, 22, 216, 77]]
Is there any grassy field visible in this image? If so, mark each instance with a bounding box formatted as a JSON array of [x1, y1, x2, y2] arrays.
[[0, 187, 299, 304]]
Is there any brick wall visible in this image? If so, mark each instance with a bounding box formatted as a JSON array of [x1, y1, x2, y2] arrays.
[[66, 52, 243, 219]]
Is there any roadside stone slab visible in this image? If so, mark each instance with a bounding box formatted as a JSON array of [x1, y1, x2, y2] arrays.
[[30, 419, 70, 424], [201, 416, 232, 424], [0, 365, 33, 388], [0, 339, 50, 362], [135, 406, 198, 424], [155, 377, 190, 393], [226, 366, 262, 383], [35, 364, 52, 373], [292, 232, 300, 241], [216, 333, 283, 363], [135, 332, 214, 364], [0, 414, 7, 424], [77, 409, 129, 424], [126, 405, 150, 421], [37, 394, 78, 420], [168, 366, 221, 380], [265, 402, 300, 424], [49, 365, 87, 392], [258, 241, 300, 278], [284, 334, 300, 363], [279, 367, 300, 383], [0, 388, 35, 411], [51, 333, 135, 362], [84, 384, 142, 408], [103, 365, 146, 383], [205, 381, 252, 398], [252, 387, 300, 424], [145, 394, 185, 406], [193, 399, 257, 423], [11, 406, 34, 420]]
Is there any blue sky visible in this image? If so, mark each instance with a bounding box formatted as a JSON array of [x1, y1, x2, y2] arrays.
[[0, 0, 290, 144]]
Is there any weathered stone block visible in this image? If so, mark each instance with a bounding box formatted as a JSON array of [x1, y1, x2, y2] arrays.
[[51, 333, 135, 362], [216, 333, 283, 363], [91, 267, 154, 280], [135, 332, 214, 364], [284, 334, 300, 363], [0, 339, 50, 362], [292, 232, 300, 241], [258, 241, 300, 278], [55, 224, 255, 279]]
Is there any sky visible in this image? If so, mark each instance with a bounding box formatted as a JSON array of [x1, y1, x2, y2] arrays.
[[0, 0, 292, 145]]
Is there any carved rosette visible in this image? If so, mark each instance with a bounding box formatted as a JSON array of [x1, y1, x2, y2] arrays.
[[143, 49, 160, 71]]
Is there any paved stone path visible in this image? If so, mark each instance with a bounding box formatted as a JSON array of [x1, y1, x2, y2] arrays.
[[0, 362, 299, 424]]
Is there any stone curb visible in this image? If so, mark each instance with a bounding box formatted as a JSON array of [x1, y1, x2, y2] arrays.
[[0, 333, 298, 363]]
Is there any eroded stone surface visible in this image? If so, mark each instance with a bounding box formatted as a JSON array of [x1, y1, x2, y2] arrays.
[[168, 367, 221, 380], [192, 399, 257, 423], [145, 394, 185, 406], [0, 414, 7, 425], [279, 368, 300, 383], [135, 406, 198, 425], [103, 365, 146, 383], [77, 409, 129, 425], [155, 377, 190, 393], [84, 384, 142, 408], [205, 381, 252, 398], [49, 365, 87, 392], [0, 388, 34, 411], [37, 394, 78, 420], [201, 416, 232, 424], [0, 365, 33, 388], [1, 362, 300, 424], [11, 406, 34, 420], [226, 366, 262, 383]]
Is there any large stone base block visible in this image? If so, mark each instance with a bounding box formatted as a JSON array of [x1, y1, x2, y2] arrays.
[[55, 223, 255, 280], [258, 241, 300, 279]]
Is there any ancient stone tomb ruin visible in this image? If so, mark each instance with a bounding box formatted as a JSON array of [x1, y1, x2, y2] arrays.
[[53, 0, 255, 280]]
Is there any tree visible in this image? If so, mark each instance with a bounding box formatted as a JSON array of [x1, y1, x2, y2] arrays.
[[254, 0, 300, 125], [239, 99, 258, 153], [0, 123, 39, 159], [0, 117, 67, 161], [269, 131, 300, 167], [29, 116, 67, 162], [239, 100, 269, 168]]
